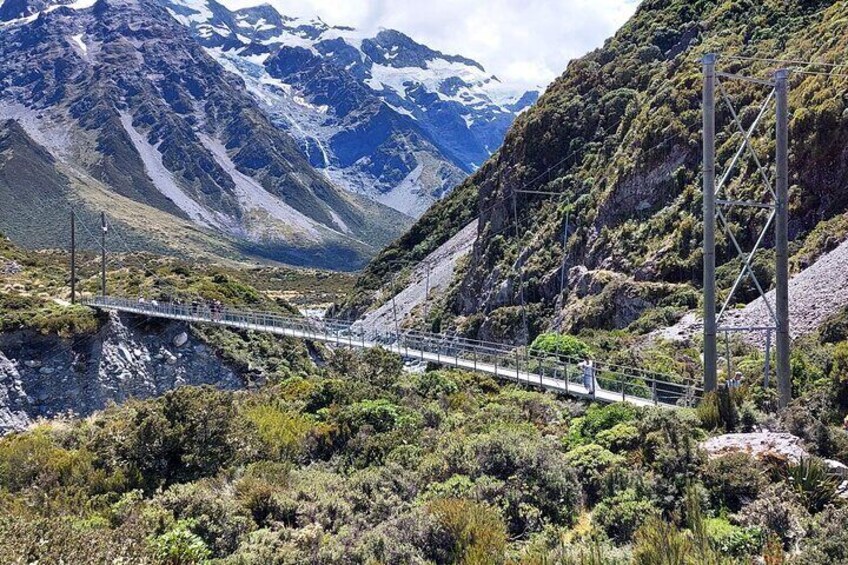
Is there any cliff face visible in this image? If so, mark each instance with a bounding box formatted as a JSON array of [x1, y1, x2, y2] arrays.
[[0, 311, 243, 434], [341, 0, 848, 342]]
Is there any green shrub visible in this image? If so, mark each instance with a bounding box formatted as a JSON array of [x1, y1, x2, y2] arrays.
[[570, 403, 638, 446], [737, 483, 810, 549], [87, 386, 248, 489], [151, 520, 211, 565], [595, 423, 640, 453], [244, 404, 311, 461], [466, 429, 581, 533], [530, 333, 591, 359], [563, 444, 625, 503], [637, 410, 704, 514], [696, 392, 721, 430], [593, 488, 656, 542], [415, 371, 460, 399], [696, 389, 738, 432], [632, 515, 694, 565], [738, 401, 760, 433], [158, 482, 254, 557], [427, 498, 507, 565], [784, 457, 841, 513], [0, 428, 123, 495], [832, 341, 848, 383], [795, 506, 848, 564], [701, 453, 766, 513], [703, 517, 762, 557]]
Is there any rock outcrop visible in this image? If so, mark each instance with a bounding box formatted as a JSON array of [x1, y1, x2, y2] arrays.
[[0, 311, 243, 435], [0, 350, 31, 433], [701, 432, 809, 464]]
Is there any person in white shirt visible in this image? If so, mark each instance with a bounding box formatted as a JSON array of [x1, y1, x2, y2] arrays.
[[579, 357, 596, 393]]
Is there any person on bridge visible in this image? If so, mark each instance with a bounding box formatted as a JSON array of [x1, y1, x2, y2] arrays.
[[579, 357, 596, 394], [727, 371, 743, 390]]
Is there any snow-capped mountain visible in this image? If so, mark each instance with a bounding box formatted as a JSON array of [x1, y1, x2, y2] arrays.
[[0, 0, 409, 269], [162, 0, 539, 217]]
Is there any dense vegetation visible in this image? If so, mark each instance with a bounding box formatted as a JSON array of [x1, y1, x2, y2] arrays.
[[339, 0, 848, 345], [1, 336, 847, 564]]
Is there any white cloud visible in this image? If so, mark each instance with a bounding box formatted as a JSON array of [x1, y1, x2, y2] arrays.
[[220, 0, 640, 90]]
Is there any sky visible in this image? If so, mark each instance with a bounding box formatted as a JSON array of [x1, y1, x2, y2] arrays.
[[221, 0, 640, 90]]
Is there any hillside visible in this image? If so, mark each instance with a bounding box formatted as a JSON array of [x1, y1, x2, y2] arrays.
[[0, 0, 410, 270], [0, 230, 357, 432], [340, 0, 848, 342]]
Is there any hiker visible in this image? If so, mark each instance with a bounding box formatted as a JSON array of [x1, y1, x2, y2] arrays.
[[725, 371, 740, 390], [730, 371, 743, 389], [579, 356, 596, 394], [843, 414, 848, 433]]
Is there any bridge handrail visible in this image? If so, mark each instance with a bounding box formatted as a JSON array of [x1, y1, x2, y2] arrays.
[[82, 296, 702, 406]]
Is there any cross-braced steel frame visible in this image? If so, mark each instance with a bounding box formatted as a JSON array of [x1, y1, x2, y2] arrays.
[[702, 53, 791, 407]]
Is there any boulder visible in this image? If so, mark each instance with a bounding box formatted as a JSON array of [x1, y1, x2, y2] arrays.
[[163, 351, 177, 365], [825, 458, 848, 479], [173, 332, 189, 348], [700, 432, 808, 464]]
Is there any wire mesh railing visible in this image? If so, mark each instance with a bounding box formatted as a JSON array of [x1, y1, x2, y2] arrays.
[[83, 296, 702, 408]]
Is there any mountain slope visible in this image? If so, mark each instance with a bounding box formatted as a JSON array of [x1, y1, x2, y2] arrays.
[[162, 0, 538, 217], [0, 0, 409, 269], [341, 0, 848, 341]]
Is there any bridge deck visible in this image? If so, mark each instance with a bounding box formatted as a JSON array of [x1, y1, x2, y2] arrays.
[[84, 297, 701, 409]]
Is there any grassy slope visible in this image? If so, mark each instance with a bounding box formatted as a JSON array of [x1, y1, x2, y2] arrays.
[[0, 233, 351, 338]]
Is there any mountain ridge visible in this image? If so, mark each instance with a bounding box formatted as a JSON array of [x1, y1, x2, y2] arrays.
[[0, 0, 410, 269], [163, 0, 538, 217]]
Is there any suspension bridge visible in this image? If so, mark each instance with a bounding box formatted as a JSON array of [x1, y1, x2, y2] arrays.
[[82, 296, 702, 408], [65, 49, 817, 411]]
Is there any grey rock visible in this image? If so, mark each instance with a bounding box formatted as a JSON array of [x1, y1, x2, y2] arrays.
[[701, 432, 808, 464], [0, 260, 22, 275], [0, 350, 30, 433], [825, 458, 848, 479], [173, 332, 189, 348]]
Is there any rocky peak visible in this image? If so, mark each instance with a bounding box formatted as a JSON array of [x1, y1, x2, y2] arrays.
[[154, 0, 537, 218], [361, 29, 484, 71]]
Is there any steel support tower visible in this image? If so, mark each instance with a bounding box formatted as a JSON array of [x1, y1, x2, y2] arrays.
[[701, 54, 791, 407]]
